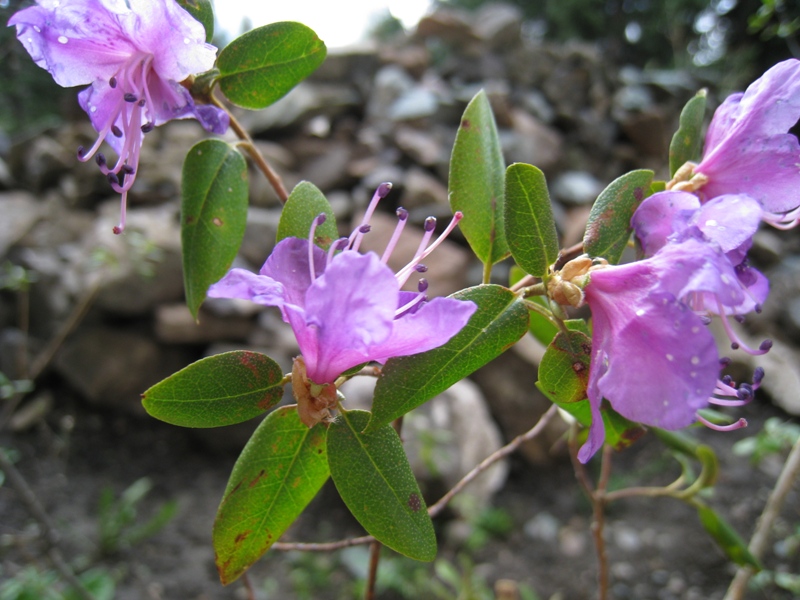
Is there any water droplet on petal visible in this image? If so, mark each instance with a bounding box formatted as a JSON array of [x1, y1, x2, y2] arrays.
[[33, 25, 41, 33], [635, 309, 645, 317], [58, 35, 68, 44], [90, 106, 97, 113], [183, 37, 190, 44], [691, 356, 700, 365], [666, 354, 674, 362], [705, 219, 718, 227], [690, 371, 697, 378]]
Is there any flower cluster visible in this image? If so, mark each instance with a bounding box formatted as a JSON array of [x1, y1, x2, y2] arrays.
[[9, 0, 229, 234], [208, 184, 477, 425], [571, 60, 800, 462]]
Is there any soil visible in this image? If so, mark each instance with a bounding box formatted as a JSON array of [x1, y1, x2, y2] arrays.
[[1, 384, 798, 600]]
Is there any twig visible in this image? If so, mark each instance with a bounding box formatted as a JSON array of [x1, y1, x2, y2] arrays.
[[0, 450, 95, 600], [209, 95, 288, 203], [428, 404, 558, 518], [365, 540, 382, 600], [273, 405, 559, 551], [724, 436, 800, 600], [242, 572, 256, 600]]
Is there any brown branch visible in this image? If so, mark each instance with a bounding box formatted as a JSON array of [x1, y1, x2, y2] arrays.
[[365, 540, 382, 600], [272, 405, 559, 552], [209, 95, 288, 203], [724, 435, 800, 600]]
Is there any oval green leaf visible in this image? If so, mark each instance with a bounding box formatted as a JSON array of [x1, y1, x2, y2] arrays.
[[214, 407, 329, 584], [176, 0, 214, 42], [367, 285, 529, 432], [276, 181, 338, 250], [669, 89, 707, 178], [449, 90, 509, 266], [696, 503, 761, 570], [328, 410, 436, 561], [142, 351, 284, 428], [217, 22, 327, 110], [182, 139, 248, 319], [537, 330, 592, 405], [582, 169, 654, 264], [505, 163, 559, 277]]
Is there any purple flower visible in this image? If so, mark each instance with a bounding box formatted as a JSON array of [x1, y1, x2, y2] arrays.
[[9, 0, 229, 234], [632, 190, 769, 316], [671, 59, 800, 229], [208, 184, 477, 387], [577, 238, 765, 463]]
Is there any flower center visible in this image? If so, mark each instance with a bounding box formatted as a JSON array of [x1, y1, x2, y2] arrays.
[[76, 53, 156, 234]]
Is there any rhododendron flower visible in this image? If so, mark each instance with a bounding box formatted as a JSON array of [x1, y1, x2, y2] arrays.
[[576, 238, 767, 463], [9, 0, 229, 234], [669, 59, 800, 229], [208, 184, 477, 389], [632, 190, 769, 316]]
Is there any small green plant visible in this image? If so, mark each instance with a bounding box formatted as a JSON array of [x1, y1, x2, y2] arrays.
[[97, 477, 178, 555], [732, 418, 800, 464], [0, 566, 114, 600]]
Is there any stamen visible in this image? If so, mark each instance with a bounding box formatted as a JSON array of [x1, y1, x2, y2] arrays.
[[415, 264, 428, 273], [719, 357, 731, 369], [762, 206, 800, 230], [107, 172, 120, 186], [121, 164, 135, 175], [350, 182, 393, 252], [95, 153, 106, 167], [137, 99, 146, 107], [752, 367, 765, 386], [417, 278, 428, 293], [715, 297, 772, 355], [112, 189, 128, 235], [308, 213, 326, 281], [124, 93, 137, 103], [395, 212, 463, 287], [109, 76, 117, 88], [111, 125, 123, 137], [697, 414, 747, 432], [141, 122, 154, 133], [395, 291, 427, 318], [380, 207, 409, 264], [326, 237, 349, 268]]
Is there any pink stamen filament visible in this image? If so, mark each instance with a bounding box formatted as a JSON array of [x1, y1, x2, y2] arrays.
[[381, 208, 408, 264], [697, 414, 747, 432], [308, 214, 326, 281], [714, 296, 771, 355], [395, 212, 463, 287], [763, 206, 800, 230], [327, 237, 349, 268], [350, 182, 392, 252], [708, 397, 749, 407], [395, 292, 427, 318]]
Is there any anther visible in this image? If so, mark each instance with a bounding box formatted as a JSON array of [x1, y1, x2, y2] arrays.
[[753, 367, 765, 385], [107, 172, 120, 186], [424, 217, 436, 232], [77, 146, 86, 159], [719, 357, 731, 368], [759, 339, 773, 352], [700, 315, 712, 325], [122, 164, 135, 175], [377, 182, 393, 198], [111, 125, 123, 137], [137, 99, 146, 107], [396, 207, 408, 221], [141, 122, 154, 133], [418, 279, 429, 293], [734, 315, 746, 324], [95, 153, 106, 167], [415, 264, 428, 273], [731, 342, 740, 350], [124, 93, 138, 103], [109, 76, 117, 88], [736, 384, 753, 401], [359, 224, 371, 234], [755, 304, 763, 314], [721, 375, 733, 386]]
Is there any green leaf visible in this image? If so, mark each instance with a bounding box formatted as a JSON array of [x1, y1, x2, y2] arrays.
[[181, 140, 248, 319], [504, 163, 559, 277], [368, 285, 529, 431], [217, 22, 327, 110], [449, 90, 509, 266], [176, 0, 214, 42], [142, 351, 284, 428], [526, 296, 560, 346], [214, 407, 329, 584], [537, 330, 592, 404], [328, 410, 436, 561], [583, 169, 654, 264], [696, 503, 761, 570], [669, 89, 707, 178], [276, 181, 338, 250]]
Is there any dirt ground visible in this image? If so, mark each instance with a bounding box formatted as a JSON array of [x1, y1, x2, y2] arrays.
[[1, 382, 798, 600]]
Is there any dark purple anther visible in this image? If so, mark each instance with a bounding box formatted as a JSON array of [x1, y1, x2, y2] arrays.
[[755, 304, 763, 314], [721, 374, 733, 385], [95, 153, 106, 167], [141, 122, 154, 133], [124, 92, 137, 102], [719, 357, 732, 368], [418, 278, 429, 293], [760, 339, 773, 352], [415, 264, 428, 273], [111, 125, 122, 137], [737, 383, 753, 400], [107, 172, 120, 186], [359, 224, 371, 234], [315, 213, 327, 226], [137, 99, 146, 107], [77, 145, 86, 158], [377, 182, 393, 198], [734, 315, 746, 324], [122, 164, 135, 174], [396, 207, 409, 221], [753, 367, 765, 385], [700, 315, 712, 325], [731, 342, 740, 350], [424, 217, 436, 232], [109, 76, 117, 88]]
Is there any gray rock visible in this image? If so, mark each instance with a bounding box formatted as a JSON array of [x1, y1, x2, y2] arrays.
[[389, 86, 440, 121], [239, 207, 281, 268], [155, 304, 254, 345], [474, 3, 523, 49], [552, 171, 604, 206], [400, 167, 449, 209], [0, 191, 44, 259], [395, 126, 445, 167], [501, 109, 563, 172]]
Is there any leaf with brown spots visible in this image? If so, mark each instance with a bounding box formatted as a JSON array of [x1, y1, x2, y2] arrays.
[[214, 406, 329, 584]]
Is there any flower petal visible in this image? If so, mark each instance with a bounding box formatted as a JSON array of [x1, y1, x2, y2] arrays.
[[692, 194, 762, 254], [207, 268, 286, 308], [260, 238, 327, 310], [300, 251, 398, 383], [367, 296, 478, 363], [632, 190, 699, 256]]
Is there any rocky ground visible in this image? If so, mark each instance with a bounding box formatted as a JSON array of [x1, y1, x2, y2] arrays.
[[1, 4, 799, 599]]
